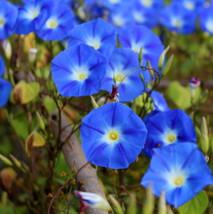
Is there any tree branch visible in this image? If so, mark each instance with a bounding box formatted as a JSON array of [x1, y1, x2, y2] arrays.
[[50, 111, 108, 214]]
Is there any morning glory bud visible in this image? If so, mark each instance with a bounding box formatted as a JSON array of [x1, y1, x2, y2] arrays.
[[158, 191, 166, 214], [2, 40, 12, 60], [74, 191, 111, 211], [201, 116, 209, 154], [29, 48, 38, 63], [189, 77, 200, 97]]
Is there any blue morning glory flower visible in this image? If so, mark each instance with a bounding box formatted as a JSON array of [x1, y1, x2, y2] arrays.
[[173, 0, 205, 12], [108, 4, 134, 27], [118, 25, 164, 72], [101, 48, 150, 102], [151, 91, 170, 112], [80, 102, 147, 169], [98, 0, 123, 10], [35, 2, 75, 41], [131, 4, 157, 28], [51, 44, 107, 97], [0, 55, 5, 76], [159, 3, 197, 34], [16, 0, 52, 35], [68, 19, 117, 59], [143, 109, 196, 157], [0, 78, 12, 107], [200, 6, 213, 35], [0, 0, 18, 40], [141, 143, 213, 207], [139, 0, 163, 9]]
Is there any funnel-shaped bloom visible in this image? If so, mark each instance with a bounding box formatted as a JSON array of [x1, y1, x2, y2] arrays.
[[81, 102, 147, 169], [131, 4, 157, 28], [159, 3, 196, 34], [200, 6, 213, 35], [139, 0, 163, 9], [108, 3, 134, 27], [143, 109, 196, 157], [118, 25, 164, 73], [0, 55, 5, 76], [16, 0, 51, 35], [35, 2, 74, 41], [0, 78, 12, 107], [151, 91, 170, 112], [101, 48, 150, 102], [68, 18, 117, 58], [141, 143, 213, 207], [0, 0, 18, 40], [173, 0, 205, 12], [51, 44, 107, 97]]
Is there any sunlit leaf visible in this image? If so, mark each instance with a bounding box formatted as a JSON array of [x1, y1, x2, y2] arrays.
[[178, 191, 208, 214]]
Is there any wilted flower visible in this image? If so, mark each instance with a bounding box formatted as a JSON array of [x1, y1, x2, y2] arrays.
[[141, 143, 213, 207], [80, 102, 147, 169], [51, 44, 107, 97], [143, 109, 196, 157], [101, 48, 150, 102], [35, 2, 74, 41], [68, 18, 117, 58], [0, 1, 18, 40], [74, 190, 111, 211]]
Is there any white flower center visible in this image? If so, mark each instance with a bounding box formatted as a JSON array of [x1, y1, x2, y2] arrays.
[[109, 0, 120, 4], [172, 18, 183, 28], [162, 130, 177, 145], [133, 12, 144, 23], [165, 168, 187, 188], [183, 1, 194, 10], [87, 38, 101, 50], [0, 18, 5, 27], [114, 73, 124, 83], [113, 15, 124, 26], [206, 20, 213, 33], [46, 18, 59, 29], [140, 0, 152, 7]]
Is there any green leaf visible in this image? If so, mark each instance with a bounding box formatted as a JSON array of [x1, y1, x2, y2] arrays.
[[25, 131, 45, 156], [43, 96, 57, 114], [13, 81, 40, 104], [11, 117, 29, 139], [167, 81, 201, 110], [178, 191, 209, 214]]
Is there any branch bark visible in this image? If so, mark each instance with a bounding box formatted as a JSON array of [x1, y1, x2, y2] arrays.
[[50, 111, 108, 214]]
